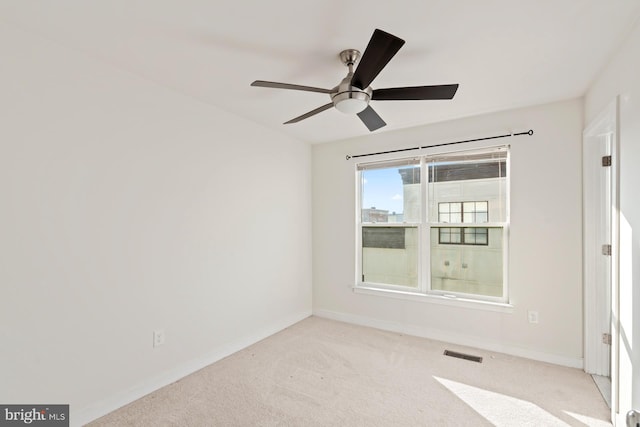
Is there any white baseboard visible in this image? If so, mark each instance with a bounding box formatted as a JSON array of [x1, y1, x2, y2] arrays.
[[74, 310, 312, 427], [313, 308, 583, 369]]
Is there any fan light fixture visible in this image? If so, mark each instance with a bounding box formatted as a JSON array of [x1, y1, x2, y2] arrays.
[[333, 91, 370, 114], [334, 97, 368, 114]]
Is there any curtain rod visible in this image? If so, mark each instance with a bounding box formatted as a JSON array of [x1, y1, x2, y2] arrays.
[[345, 129, 533, 160]]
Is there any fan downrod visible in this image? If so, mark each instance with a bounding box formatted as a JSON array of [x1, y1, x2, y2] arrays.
[[332, 49, 371, 114]]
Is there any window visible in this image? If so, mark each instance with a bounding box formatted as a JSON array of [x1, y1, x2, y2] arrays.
[[357, 147, 509, 302], [438, 201, 488, 245], [438, 227, 488, 245], [439, 201, 488, 223]]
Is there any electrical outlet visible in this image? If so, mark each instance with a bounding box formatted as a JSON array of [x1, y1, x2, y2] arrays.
[[528, 310, 539, 324], [153, 329, 165, 347]]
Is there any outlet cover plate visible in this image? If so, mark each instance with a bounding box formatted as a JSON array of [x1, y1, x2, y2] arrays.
[[153, 329, 165, 347]]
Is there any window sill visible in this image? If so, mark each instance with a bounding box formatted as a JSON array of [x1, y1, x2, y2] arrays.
[[353, 285, 514, 313]]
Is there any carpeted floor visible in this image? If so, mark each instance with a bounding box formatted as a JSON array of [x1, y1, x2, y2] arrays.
[[88, 316, 611, 426]]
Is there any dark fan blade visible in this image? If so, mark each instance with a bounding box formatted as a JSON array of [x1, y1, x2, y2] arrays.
[[372, 84, 459, 101], [251, 80, 332, 94], [284, 103, 334, 124], [357, 105, 386, 131], [351, 29, 405, 90]]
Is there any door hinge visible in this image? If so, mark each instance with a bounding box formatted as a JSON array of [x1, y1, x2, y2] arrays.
[[602, 155, 612, 167], [602, 333, 612, 345], [602, 244, 612, 256]]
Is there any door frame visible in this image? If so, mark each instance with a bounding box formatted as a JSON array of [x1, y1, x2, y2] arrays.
[[583, 98, 619, 423]]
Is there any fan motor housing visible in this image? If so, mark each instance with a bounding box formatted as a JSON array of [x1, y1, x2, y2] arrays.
[[331, 76, 372, 113]]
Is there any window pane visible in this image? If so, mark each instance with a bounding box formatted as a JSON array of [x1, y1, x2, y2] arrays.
[[465, 201, 489, 224], [361, 162, 420, 223], [430, 227, 503, 297], [475, 212, 489, 223], [443, 227, 462, 244], [464, 228, 477, 244], [449, 213, 462, 223], [463, 202, 473, 222], [428, 149, 507, 223], [439, 228, 452, 243], [475, 229, 488, 245], [362, 227, 418, 287]]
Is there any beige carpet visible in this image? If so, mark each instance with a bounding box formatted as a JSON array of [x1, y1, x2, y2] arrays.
[[88, 316, 611, 426]]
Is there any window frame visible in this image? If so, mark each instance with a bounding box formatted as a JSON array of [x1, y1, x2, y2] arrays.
[[355, 146, 510, 304]]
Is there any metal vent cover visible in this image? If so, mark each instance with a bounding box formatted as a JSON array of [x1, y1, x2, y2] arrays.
[[444, 349, 483, 363]]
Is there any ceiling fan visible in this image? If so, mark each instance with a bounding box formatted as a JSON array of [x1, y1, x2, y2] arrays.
[[251, 29, 459, 132]]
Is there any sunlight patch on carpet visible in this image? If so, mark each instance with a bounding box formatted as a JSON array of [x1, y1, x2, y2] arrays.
[[563, 410, 611, 427], [434, 376, 569, 426]]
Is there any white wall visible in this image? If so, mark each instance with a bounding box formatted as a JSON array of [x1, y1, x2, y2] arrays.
[[313, 98, 584, 367], [585, 18, 640, 411], [0, 25, 312, 425]]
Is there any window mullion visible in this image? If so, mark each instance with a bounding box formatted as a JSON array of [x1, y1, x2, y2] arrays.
[[421, 157, 428, 293]]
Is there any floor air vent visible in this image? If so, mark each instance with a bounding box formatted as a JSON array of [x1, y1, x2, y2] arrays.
[[444, 350, 483, 363]]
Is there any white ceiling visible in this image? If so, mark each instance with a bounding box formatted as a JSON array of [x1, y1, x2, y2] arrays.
[[2, 1, 639, 143]]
